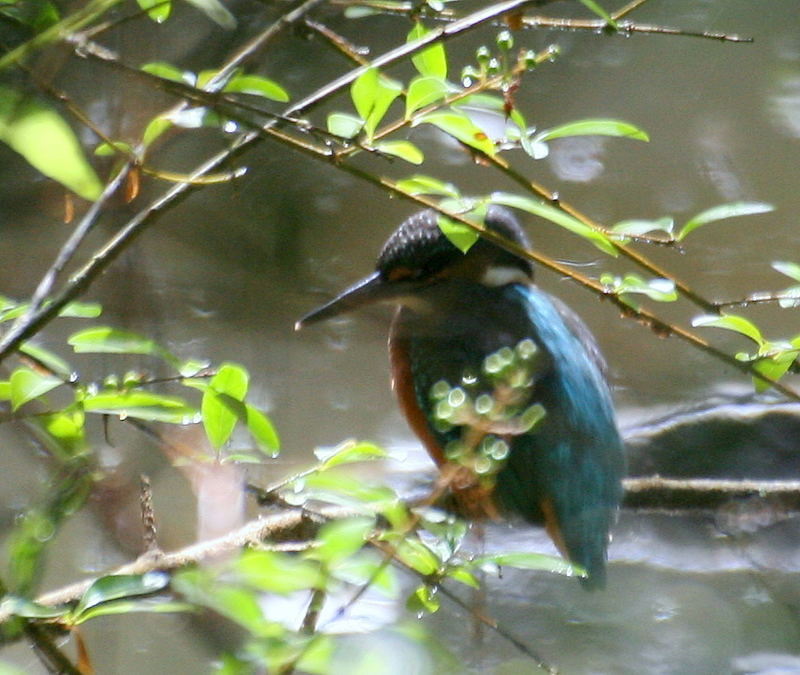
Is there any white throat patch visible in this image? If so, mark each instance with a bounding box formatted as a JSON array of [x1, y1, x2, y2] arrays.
[[481, 265, 530, 287]]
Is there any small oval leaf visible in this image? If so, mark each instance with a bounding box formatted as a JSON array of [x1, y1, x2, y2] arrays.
[[677, 202, 774, 241], [224, 74, 289, 102], [414, 111, 495, 156], [374, 140, 424, 165], [327, 112, 363, 139], [691, 314, 765, 347], [0, 86, 102, 200], [395, 174, 460, 198], [407, 22, 447, 79], [535, 118, 649, 143], [405, 75, 449, 118], [491, 192, 618, 256], [10, 368, 62, 410]]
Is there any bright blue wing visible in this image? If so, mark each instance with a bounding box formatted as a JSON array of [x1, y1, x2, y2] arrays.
[[494, 285, 624, 588]]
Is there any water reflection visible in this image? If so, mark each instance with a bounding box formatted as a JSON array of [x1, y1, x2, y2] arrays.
[[769, 73, 800, 138]]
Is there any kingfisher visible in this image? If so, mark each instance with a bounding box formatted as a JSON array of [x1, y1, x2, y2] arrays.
[[296, 206, 624, 588]]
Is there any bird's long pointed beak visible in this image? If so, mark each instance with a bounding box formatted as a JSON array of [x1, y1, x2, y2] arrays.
[[295, 271, 400, 330]]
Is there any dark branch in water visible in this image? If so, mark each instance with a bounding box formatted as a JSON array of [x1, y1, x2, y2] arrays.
[[623, 476, 800, 513]]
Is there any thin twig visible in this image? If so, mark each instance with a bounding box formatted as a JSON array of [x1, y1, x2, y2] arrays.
[[0, 0, 535, 367], [521, 15, 752, 42], [713, 292, 800, 309], [25, 622, 82, 675], [0, 162, 132, 356], [139, 474, 160, 554]]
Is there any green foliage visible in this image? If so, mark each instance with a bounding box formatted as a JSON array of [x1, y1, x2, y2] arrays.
[[137, 0, 171, 23], [0, 2, 795, 673], [534, 118, 649, 143], [491, 192, 618, 256], [600, 273, 678, 307], [692, 313, 800, 391], [429, 340, 545, 481], [676, 201, 773, 241], [0, 86, 102, 200], [414, 110, 496, 156], [408, 22, 447, 79], [351, 67, 403, 141], [0, 0, 60, 32]]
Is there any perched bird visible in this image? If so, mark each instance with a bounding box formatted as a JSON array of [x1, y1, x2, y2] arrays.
[[296, 206, 624, 588]]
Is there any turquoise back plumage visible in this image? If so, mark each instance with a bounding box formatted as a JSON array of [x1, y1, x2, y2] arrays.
[[403, 281, 624, 588], [496, 285, 624, 588]]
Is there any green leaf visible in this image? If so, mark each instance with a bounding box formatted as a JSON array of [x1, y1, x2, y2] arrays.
[[329, 551, 398, 593], [677, 202, 774, 241], [326, 112, 363, 139], [414, 111, 495, 156], [777, 288, 800, 309], [691, 314, 765, 347], [72, 572, 169, 619], [84, 390, 198, 423], [752, 353, 797, 392], [437, 214, 479, 254], [772, 261, 800, 283], [178, 358, 209, 377], [407, 584, 440, 614], [235, 550, 323, 594], [174, 571, 277, 637], [72, 599, 193, 625], [95, 140, 133, 157], [10, 368, 62, 410], [224, 74, 289, 102], [470, 551, 583, 577], [490, 192, 618, 256], [0, 86, 102, 200], [351, 68, 380, 121], [60, 301, 103, 318], [506, 107, 541, 159], [201, 363, 249, 448], [579, 0, 614, 23], [351, 68, 402, 140], [599, 273, 677, 302], [534, 118, 648, 143], [0, 0, 60, 31], [315, 439, 388, 469], [374, 140, 424, 165], [182, 0, 235, 28], [611, 217, 674, 237], [405, 75, 449, 118], [391, 537, 440, 576], [303, 472, 400, 516], [395, 174, 459, 198], [19, 343, 73, 379], [244, 403, 280, 456], [0, 299, 100, 323], [446, 567, 480, 588], [141, 61, 193, 84], [143, 116, 173, 147], [407, 22, 447, 79], [137, 0, 170, 22], [0, 596, 69, 619], [38, 409, 85, 452], [453, 93, 506, 112], [209, 363, 249, 400], [68, 326, 179, 367], [311, 517, 375, 566]]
